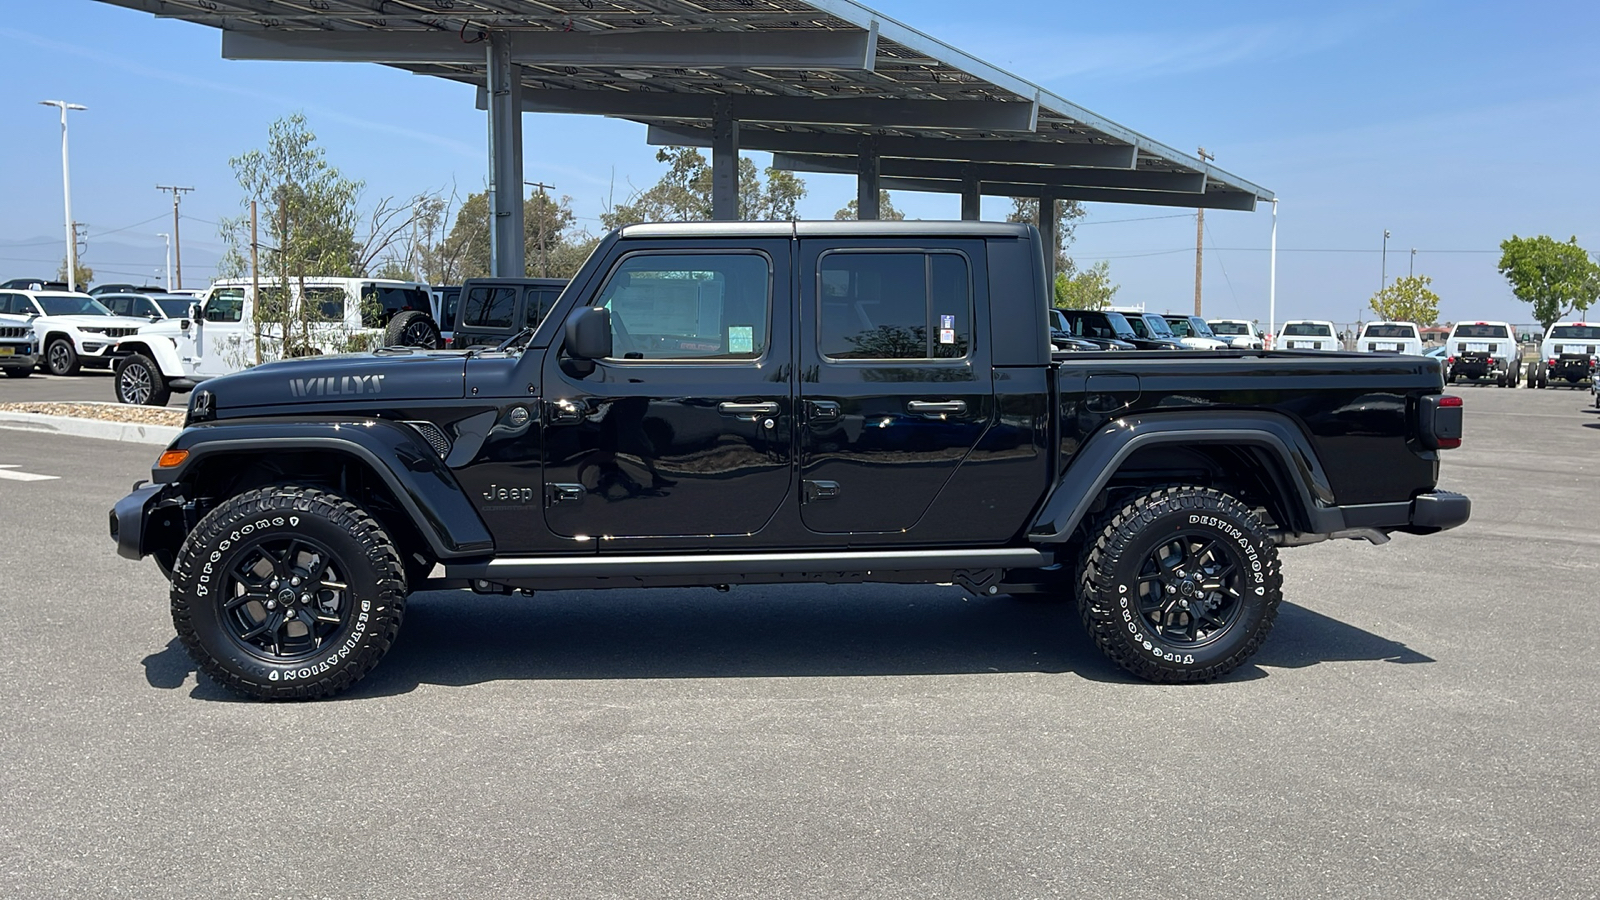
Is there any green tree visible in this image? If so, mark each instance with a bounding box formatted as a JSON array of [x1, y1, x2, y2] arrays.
[[602, 148, 808, 227], [1368, 274, 1441, 325], [1007, 197, 1087, 273], [832, 190, 905, 221], [429, 189, 593, 280], [1054, 260, 1118, 310], [1498, 235, 1600, 329], [56, 256, 93, 289]]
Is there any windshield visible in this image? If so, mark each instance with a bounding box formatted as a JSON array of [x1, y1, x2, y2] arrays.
[[1454, 324, 1508, 338], [1059, 310, 1137, 340], [1186, 317, 1217, 338], [38, 295, 112, 316], [1550, 325, 1600, 340], [1210, 321, 1249, 336], [1142, 314, 1176, 337], [1283, 322, 1333, 337], [1363, 324, 1417, 338]]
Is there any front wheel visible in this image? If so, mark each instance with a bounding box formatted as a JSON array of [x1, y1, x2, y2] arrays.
[[45, 338, 79, 376], [170, 485, 407, 700], [1077, 486, 1283, 683], [114, 353, 170, 406]]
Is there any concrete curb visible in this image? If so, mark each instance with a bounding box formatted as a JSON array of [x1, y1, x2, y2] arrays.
[[0, 413, 180, 446]]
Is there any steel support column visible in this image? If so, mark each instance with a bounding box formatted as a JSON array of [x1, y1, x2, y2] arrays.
[[960, 169, 981, 221], [1038, 192, 1058, 289], [857, 136, 880, 220], [711, 98, 740, 221], [486, 32, 525, 278]]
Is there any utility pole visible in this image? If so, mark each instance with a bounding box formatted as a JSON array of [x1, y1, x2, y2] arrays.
[[40, 100, 86, 292], [1381, 229, 1391, 291], [157, 232, 171, 290], [525, 181, 555, 277], [1193, 147, 1214, 316], [156, 185, 195, 288], [1409, 247, 1416, 279]]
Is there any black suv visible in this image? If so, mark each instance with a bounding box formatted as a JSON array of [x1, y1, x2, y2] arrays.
[[450, 278, 568, 349], [1052, 309, 1141, 351]]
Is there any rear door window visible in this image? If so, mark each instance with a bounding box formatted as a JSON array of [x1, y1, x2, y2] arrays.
[[817, 251, 970, 360]]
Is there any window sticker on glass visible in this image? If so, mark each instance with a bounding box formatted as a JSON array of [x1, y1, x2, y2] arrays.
[[940, 314, 955, 330], [728, 325, 754, 354], [940, 328, 956, 345]]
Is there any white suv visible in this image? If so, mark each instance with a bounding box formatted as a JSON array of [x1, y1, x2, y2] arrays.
[[1277, 320, 1341, 351], [1445, 321, 1522, 387], [0, 289, 155, 375], [1528, 321, 1599, 389], [108, 276, 436, 405], [1208, 319, 1264, 349], [1356, 321, 1423, 355]]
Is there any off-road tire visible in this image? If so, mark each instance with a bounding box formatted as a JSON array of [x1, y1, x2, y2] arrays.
[[1445, 371, 1456, 385], [3, 366, 30, 378], [170, 485, 407, 701], [114, 353, 170, 406], [1525, 362, 1538, 388], [45, 337, 79, 376], [1077, 486, 1283, 683], [384, 310, 442, 349]]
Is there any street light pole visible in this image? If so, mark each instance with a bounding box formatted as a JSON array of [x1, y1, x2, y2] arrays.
[[157, 233, 171, 290], [1268, 198, 1278, 349], [1410, 247, 1416, 279], [1381, 229, 1391, 291], [40, 100, 87, 292]]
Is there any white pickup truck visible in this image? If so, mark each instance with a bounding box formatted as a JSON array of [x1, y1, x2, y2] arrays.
[[1445, 321, 1522, 387], [1277, 320, 1341, 351], [1356, 321, 1423, 355], [107, 277, 436, 405], [1527, 321, 1599, 389]]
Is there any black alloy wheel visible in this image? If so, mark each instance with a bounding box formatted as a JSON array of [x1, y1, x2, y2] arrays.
[[1078, 485, 1283, 683], [170, 485, 407, 700], [384, 310, 441, 349]]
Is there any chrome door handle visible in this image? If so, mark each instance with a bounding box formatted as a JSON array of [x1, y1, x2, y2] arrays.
[[906, 400, 966, 415], [718, 401, 780, 417]]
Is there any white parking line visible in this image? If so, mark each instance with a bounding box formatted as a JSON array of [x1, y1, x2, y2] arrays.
[[0, 464, 59, 482]]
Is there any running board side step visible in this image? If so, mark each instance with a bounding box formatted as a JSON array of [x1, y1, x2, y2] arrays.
[[447, 548, 1052, 581]]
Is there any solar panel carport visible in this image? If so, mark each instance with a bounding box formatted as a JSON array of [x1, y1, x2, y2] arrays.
[[94, 0, 1276, 284]]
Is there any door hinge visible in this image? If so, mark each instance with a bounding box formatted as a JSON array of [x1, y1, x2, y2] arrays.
[[802, 480, 841, 504]]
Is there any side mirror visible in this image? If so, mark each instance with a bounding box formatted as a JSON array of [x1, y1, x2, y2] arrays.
[[563, 306, 613, 361], [189, 302, 201, 320]]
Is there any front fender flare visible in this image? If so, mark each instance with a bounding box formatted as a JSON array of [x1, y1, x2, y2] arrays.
[[152, 418, 494, 558], [1028, 411, 1343, 543]]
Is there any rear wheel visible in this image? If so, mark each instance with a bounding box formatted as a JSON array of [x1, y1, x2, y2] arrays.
[[170, 485, 407, 701], [114, 353, 170, 406], [1077, 486, 1283, 683]]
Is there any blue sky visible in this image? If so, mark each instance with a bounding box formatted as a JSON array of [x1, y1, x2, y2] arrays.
[[3, 0, 1597, 326]]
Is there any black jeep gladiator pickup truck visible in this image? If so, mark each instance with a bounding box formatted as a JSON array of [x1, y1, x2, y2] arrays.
[[110, 221, 1470, 700]]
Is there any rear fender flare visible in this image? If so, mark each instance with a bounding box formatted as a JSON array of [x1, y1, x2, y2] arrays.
[[153, 419, 494, 558], [1029, 411, 1342, 542]]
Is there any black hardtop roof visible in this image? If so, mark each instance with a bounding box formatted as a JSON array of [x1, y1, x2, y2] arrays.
[[616, 220, 1036, 240]]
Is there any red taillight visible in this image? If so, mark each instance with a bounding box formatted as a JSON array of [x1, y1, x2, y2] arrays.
[[1446, 356, 1455, 364], [1436, 394, 1462, 449]]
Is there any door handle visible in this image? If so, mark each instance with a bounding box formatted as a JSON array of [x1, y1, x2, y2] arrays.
[[906, 400, 966, 416], [718, 401, 779, 417]]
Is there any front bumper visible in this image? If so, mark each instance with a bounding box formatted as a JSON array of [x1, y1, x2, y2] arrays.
[[109, 482, 183, 575], [0, 348, 38, 370]]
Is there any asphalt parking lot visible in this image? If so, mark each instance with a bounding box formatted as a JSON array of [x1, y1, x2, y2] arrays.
[[0, 366, 189, 407], [0, 384, 1595, 899]]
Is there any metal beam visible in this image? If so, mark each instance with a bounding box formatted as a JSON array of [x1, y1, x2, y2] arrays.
[[712, 99, 740, 221], [487, 89, 1038, 131], [857, 136, 880, 220], [772, 153, 1205, 192], [877, 177, 1259, 211], [224, 29, 879, 70], [960, 171, 981, 221], [646, 124, 1136, 169], [486, 33, 525, 278], [1038, 192, 1057, 289]]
